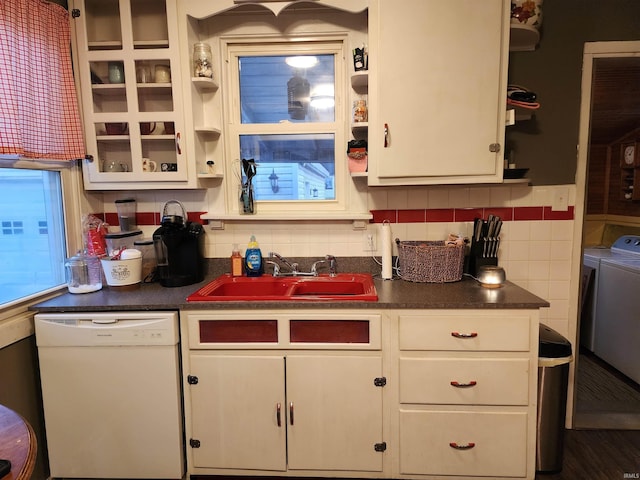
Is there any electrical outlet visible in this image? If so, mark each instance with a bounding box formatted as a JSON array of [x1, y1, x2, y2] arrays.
[[363, 232, 376, 252], [552, 187, 569, 211]]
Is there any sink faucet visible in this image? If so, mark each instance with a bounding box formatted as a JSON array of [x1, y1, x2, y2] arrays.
[[268, 252, 299, 276], [264, 260, 281, 277], [326, 255, 338, 277], [311, 255, 338, 277]]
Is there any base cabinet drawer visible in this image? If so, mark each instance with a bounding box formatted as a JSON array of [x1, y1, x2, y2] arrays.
[[399, 314, 531, 351], [399, 410, 528, 477], [400, 357, 530, 405]]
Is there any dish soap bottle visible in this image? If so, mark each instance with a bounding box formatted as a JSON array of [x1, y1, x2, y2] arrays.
[[230, 243, 243, 277], [244, 235, 264, 277]]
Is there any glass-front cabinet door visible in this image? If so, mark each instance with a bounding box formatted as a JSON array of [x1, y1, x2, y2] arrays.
[[73, 0, 187, 189]]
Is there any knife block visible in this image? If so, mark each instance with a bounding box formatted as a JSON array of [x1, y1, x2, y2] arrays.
[[465, 238, 498, 278]]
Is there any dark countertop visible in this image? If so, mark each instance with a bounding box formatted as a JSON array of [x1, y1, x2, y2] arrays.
[[31, 271, 549, 313]]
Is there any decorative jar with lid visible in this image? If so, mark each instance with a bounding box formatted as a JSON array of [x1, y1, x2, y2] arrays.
[[193, 42, 213, 79]]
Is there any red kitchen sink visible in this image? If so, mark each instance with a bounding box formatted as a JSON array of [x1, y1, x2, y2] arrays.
[[187, 273, 378, 302]]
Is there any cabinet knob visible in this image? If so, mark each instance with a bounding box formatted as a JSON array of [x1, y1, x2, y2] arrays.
[[276, 403, 282, 427], [289, 402, 294, 426]]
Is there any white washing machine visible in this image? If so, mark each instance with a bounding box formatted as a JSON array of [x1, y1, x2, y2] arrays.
[[581, 235, 640, 351], [595, 247, 640, 384]]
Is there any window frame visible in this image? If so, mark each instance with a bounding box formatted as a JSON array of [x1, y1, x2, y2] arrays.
[[0, 157, 84, 313], [222, 37, 351, 215]]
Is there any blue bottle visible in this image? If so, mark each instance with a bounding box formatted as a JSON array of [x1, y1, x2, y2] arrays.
[[244, 235, 264, 277]]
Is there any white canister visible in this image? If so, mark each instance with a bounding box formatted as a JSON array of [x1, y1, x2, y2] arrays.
[[101, 249, 142, 286]]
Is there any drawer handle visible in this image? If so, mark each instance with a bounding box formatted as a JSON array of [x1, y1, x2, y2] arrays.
[[276, 403, 282, 427], [289, 402, 294, 426], [451, 331, 478, 339], [450, 380, 477, 388], [449, 442, 476, 450]]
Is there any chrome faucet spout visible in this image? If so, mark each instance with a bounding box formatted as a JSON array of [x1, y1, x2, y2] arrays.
[[310, 259, 326, 276], [268, 252, 299, 275]]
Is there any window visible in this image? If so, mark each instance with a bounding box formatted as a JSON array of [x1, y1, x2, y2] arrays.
[[226, 42, 347, 212], [0, 167, 67, 306]]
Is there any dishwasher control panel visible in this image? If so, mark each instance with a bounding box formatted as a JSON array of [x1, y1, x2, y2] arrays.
[[34, 312, 179, 347]]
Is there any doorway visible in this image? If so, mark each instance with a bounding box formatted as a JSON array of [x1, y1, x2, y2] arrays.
[[574, 42, 640, 429]]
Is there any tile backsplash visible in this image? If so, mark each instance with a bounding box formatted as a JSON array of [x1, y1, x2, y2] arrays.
[[99, 183, 577, 337]]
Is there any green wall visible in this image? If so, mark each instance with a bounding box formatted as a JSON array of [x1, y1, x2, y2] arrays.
[[507, 0, 640, 185]]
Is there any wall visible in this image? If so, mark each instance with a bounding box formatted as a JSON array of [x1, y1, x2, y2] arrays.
[[507, 0, 640, 185], [0, 325, 49, 480]]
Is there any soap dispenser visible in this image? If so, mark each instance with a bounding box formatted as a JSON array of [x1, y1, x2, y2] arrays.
[[230, 243, 243, 277], [244, 235, 264, 277]]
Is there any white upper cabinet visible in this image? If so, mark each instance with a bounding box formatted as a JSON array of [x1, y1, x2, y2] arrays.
[[367, 0, 510, 186], [72, 0, 191, 190]]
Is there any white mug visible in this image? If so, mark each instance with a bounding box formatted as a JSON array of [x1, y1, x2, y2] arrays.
[[142, 158, 157, 172], [154, 64, 171, 83]]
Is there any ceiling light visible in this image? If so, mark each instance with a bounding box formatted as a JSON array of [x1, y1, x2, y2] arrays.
[[285, 56, 318, 69]]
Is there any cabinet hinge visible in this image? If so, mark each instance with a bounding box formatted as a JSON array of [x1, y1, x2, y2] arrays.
[[374, 442, 387, 452], [71, 8, 81, 18], [187, 375, 199, 385], [489, 143, 501, 153], [190, 438, 201, 448], [374, 377, 386, 387]]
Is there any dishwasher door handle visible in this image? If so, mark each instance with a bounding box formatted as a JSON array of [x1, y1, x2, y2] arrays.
[[91, 318, 119, 324]]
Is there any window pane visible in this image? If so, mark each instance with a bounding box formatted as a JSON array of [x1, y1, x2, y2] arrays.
[[0, 168, 66, 306], [239, 55, 335, 124], [240, 134, 335, 201]]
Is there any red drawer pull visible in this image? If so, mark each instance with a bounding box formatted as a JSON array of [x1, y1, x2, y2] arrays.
[[451, 331, 478, 339], [450, 380, 477, 388], [449, 442, 476, 450]]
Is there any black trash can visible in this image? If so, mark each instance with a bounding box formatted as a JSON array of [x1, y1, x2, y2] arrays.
[[536, 324, 573, 474]]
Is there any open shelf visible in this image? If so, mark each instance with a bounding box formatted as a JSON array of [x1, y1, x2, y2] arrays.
[[351, 71, 368, 88], [509, 24, 540, 52]]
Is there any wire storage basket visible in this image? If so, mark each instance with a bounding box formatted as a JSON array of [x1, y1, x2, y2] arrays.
[[397, 241, 465, 283]]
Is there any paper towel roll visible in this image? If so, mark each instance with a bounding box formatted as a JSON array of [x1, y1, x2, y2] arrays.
[[381, 221, 392, 280]]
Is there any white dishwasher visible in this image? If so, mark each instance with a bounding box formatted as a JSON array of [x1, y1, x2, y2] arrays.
[[35, 311, 185, 479]]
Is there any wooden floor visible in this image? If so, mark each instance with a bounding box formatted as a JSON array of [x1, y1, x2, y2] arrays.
[[574, 349, 640, 429], [535, 429, 640, 480]]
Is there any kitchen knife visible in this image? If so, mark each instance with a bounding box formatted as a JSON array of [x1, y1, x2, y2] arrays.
[[474, 218, 483, 242]]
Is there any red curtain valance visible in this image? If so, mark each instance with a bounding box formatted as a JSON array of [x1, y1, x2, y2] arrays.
[[0, 0, 85, 161]]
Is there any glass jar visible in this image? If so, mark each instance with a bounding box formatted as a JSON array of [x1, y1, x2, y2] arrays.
[[133, 238, 156, 280], [65, 251, 103, 294], [353, 99, 367, 122], [193, 42, 213, 79]]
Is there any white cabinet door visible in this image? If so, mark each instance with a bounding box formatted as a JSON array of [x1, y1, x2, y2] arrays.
[[188, 354, 287, 471], [368, 0, 509, 185], [286, 355, 384, 472], [72, 0, 190, 189], [188, 354, 383, 473]]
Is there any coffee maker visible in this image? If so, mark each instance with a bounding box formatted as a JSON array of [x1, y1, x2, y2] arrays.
[[153, 200, 205, 287]]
